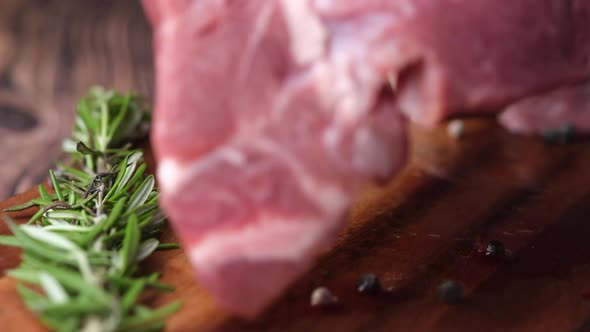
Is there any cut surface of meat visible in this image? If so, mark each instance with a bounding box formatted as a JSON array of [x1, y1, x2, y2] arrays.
[[143, 0, 590, 317], [144, 0, 407, 317], [387, 0, 590, 125], [500, 81, 590, 134]]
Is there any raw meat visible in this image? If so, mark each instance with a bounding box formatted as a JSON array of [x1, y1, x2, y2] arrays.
[[143, 0, 590, 317], [144, 0, 408, 317], [500, 81, 590, 134], [387, 0, 590, 126]]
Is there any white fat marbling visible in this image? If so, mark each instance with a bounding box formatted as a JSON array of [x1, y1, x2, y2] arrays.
[[280, 0, 326, 65]]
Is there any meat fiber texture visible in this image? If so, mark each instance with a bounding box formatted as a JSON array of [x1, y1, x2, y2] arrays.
[[143, 0, 408, 317], [143, 0, 590, 317], [390, 0, 590, 126]]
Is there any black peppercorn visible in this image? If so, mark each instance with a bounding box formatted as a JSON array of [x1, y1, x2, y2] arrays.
[[437, 280, 463, 304], [485, 240, 505, 258], [357, 274, 382, 295], [543, 123, 576, 144]]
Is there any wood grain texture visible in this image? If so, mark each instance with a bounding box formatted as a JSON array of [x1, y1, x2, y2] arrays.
[[3, 120, 590, 332], [0, 0, 152, 200]]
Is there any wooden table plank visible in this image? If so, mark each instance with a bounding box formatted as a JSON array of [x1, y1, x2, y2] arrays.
[[0, 0, 152, 200]]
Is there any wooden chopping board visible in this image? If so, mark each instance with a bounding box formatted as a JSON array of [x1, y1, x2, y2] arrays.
[[3, 1, 590, 331], [2, 119, 590, 332]]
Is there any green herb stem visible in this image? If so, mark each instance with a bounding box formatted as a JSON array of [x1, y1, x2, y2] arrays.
[[2, 87, 180, 332]]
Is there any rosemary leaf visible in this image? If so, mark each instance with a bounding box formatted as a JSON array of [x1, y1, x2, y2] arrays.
[[120, 215, 141, 274], [17, 284, 52, 312], [83, 197, 127, 245], [127, 151, 143, 165], [8, 222, 75, 264], [41, 299, 111, 316], [49, 170, 64, 202], [107, 94, 131, 142], [67, 192, 76, 206], [108, 275, 174, 292], [27, 208, 45, 225], [17, 283, 46, 303], [39, 272, 69, 304], [156, 243, 181, 251], [117, 163, 147, 196], [44, 224, 93, 233], [20, 225, 80, 252], [119, 301, 182, 332], [45, 210, 85, 220], [121, 279, 146, 314], [39, 185, 52, 202], [33, 197, 58, 206], [127, 176, 155, 212], [77, 99, 97, 136], [9, 267, 42, 284], [41, 315, 80, 332], [124, 203, 158, 221], [2, 200, 36, 212], [136, 238, 159, 261], [55, 161, 93, 183], [16, 259, 109, 303], [2, 88, 181, 331], [0, 235, 20, 247], [103, 155, 130, 201]]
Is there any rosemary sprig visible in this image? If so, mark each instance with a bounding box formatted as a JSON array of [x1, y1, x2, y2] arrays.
[[1, 87, 181, 332]]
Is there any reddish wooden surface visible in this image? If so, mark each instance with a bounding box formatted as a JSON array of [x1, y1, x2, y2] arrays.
[[2, 120, 590, 332]]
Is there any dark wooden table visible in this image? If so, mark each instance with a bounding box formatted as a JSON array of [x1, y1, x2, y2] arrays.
[[0, 0, 152, 200], [2, 1, 590, 332]]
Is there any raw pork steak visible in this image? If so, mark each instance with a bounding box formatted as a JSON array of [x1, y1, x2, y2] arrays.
[[143, 0, 590, 317], [389, 0, 590, 125], [144, 0, 408, 317], [500, 81, 590, 134]]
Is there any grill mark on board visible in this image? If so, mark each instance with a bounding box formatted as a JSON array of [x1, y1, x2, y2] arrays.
[[192, 143, 590, 332], [403, 149, 576, 292], [246, 137, 509, 330], [448, 189, 590, 332], [352, 149, 579, 332], [316, 138, 568, 278], [313, 139, 502, 278], [573, 316, 590, 332], [448, 149, 576, 252], [255, 138, 534, 331], [424, 146, 590, 332]]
